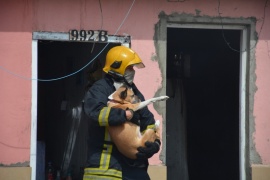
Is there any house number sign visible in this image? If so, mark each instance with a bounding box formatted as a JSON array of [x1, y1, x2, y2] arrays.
[[69, 29, 108, 42]]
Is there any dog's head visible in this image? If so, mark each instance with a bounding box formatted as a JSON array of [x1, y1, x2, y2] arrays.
[[108, 85, 140, 104]]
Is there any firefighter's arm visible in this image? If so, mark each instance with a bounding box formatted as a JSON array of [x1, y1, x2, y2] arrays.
[[84, 83, 129, 126]]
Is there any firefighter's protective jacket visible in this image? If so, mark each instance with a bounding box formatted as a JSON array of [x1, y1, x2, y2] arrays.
[[83, 75, 156, 179]]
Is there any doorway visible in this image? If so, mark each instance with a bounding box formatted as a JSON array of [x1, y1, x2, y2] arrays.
[[166, 27, 240, 180], [36, 41, 119, 179]]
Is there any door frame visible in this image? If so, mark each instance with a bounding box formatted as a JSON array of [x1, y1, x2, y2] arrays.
[[30, 32, 131, 180], [155, 15, 256, 180], [168, 23, 247, 179]]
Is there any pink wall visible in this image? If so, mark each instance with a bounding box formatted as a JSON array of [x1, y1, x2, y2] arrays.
[[0, 0, 269, 166], [0, 0, 32, 165]]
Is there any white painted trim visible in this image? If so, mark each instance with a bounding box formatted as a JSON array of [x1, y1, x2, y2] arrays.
[[239, 27, 248, 180], [30, 40, 38, 180], [167, 23, 246, 30], [32, 31, 131, 44], [167, 23, 248, 180]]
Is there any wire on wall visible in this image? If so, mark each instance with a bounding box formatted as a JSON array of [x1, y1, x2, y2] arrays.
[[0, 0, 136, 82], [0, 141, 30, 150], [217, 0, 269, 53], [267, 41, 270, 60], [1, 0, 268, 80], [167, 0, 186, 2], [90, 0, 104, 54]]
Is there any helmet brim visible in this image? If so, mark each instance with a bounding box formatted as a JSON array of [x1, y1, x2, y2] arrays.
[[134, 62, 145, 69]]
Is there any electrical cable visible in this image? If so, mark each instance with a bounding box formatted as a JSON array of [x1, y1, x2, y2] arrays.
[[267, 41, 270, 60], [90, 0, 104, 54], [0, 141, 29, 149], [217, 0, 269, 53], [167, 0, 185, 2], [0, 0, 136, 82]]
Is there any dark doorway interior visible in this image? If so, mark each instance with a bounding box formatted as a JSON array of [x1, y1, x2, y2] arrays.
[[37, 41, 118, 179], [166, 28, 240, 180]]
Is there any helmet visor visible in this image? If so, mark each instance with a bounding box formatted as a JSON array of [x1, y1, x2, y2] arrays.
[[133, 62, 145, 69]]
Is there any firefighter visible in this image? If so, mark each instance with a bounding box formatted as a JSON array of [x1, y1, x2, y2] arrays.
[[83, 46, 161, 180]]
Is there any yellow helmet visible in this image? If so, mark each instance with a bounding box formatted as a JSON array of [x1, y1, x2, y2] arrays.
[[103, 46, 145, 75]]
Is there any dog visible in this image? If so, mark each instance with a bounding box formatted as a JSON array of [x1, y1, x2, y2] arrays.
[[107, 85, 169, 159]]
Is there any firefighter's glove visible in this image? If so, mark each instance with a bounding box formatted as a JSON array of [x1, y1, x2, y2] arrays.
[[136, 139, 161, 159], [128, 109, 140, 126]]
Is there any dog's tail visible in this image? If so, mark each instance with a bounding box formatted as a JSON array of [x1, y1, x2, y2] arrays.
[[155, 120, 160, 133], [154, 120, 161, 139], [155, 120, 160, 129]]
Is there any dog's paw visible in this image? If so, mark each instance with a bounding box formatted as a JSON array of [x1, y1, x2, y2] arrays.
[[151, 96, 169, 103], [156, 96, 169, 101], [155, 120, 160, 128]]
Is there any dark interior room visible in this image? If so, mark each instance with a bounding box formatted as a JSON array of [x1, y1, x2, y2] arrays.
[[166, 27, 240, 180]]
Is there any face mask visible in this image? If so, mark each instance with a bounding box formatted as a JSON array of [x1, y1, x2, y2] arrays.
[[124, 68, 135, 84]]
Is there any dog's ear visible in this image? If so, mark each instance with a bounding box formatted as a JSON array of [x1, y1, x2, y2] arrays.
[[120, 87, 128, 100], [108, 93, 114, 100], [108, 91, 122, 101]]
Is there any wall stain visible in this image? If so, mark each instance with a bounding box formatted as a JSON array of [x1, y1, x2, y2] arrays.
[[195, 9, 201, 16]]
